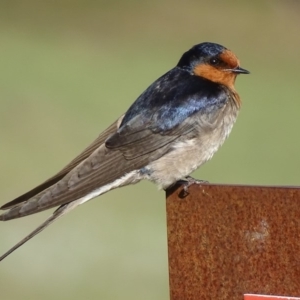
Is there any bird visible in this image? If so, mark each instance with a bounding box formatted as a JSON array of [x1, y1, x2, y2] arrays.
[[0, 42, 249, 261]]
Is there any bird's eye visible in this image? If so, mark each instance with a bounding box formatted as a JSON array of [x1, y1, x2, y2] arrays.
[[210, 58, 220, 65]]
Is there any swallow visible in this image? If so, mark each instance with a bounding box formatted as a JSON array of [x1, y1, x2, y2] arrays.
[[0, 42, 249, 261]]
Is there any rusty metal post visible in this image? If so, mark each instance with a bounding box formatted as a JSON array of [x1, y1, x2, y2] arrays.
[[166, 184, 300, 300]]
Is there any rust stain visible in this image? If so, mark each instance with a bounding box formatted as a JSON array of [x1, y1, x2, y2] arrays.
[[166, 183, 300, 300]]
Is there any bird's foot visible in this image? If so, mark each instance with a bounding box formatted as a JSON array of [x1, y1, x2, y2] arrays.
[[178, 176, 208, 197]]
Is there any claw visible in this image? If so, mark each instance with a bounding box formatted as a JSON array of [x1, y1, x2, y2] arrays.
[[178, 176, 208, 198]]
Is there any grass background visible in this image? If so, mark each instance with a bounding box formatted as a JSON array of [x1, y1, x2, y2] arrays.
[[0, 1, 300, 299]]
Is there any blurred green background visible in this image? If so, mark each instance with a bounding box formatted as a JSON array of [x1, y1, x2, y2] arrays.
[[1, 0, 300, 299]]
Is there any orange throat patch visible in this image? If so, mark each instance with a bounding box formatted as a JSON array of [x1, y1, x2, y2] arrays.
[[194, 64, 237, 89]]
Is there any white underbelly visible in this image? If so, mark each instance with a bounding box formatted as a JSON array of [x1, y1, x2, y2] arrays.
[[146, 109, 237, 189]]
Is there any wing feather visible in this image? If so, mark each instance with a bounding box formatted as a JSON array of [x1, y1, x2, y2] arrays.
[[0, 116, 123, 210], [0, 115, 197, 220]]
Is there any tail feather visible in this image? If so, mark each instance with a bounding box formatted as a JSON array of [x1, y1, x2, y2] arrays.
[[0, 200, 80, 261]]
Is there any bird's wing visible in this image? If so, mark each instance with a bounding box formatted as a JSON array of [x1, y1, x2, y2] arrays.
[[0, 113, 197, 221], [0, 116, 124, 210]]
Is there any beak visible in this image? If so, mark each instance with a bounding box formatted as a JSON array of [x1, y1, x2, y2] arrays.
[[231, 66, 250, 74]]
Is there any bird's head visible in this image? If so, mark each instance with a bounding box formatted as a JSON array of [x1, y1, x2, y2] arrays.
[[177, 42, 249, 89]]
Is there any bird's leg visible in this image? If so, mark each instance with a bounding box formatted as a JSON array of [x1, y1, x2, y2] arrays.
[[178, 176, 208, 197]]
